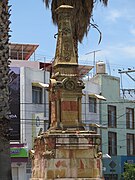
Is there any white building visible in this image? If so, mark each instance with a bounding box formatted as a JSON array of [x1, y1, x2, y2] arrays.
[[81, 62, 107, 132], [9, 43, 50, 180]]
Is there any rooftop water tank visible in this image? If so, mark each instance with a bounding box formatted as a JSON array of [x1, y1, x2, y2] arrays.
[[96, 61, 106, 74]]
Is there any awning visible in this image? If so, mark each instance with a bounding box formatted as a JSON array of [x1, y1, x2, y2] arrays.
[[103, 154, 111, 159], [89, 94, 106, 101], [9, 43, 39, 60], [32, 82, 49, 89], [78, 65, 93, 77]]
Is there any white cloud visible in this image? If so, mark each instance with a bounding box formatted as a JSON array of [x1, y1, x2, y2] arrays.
[[122, 46, 135, 58], [106, 10, 122, 22], [94, 45, 135, 64], [130, 28, 135, 36], [105, 7, 135, 25]]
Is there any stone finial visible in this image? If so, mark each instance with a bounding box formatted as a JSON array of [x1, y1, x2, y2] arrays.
[[53, 5, 77, 67]]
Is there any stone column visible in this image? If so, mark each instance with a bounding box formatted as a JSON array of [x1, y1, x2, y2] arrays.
[[49, 5, 85, 130]]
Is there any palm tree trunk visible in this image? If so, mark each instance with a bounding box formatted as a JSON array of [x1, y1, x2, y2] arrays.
[[0, 136, 12, 180], [0, 0, 12, 179]]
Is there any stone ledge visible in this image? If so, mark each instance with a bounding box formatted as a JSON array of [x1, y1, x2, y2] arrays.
[[30, 178, 104, 180]]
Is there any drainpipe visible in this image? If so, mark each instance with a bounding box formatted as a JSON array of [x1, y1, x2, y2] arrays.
[[44, 57, 46, 118], [85, 90, 87, 123]]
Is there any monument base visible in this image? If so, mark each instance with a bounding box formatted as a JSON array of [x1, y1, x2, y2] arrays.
[[31, 178, 103, 180], [30, 130, 103, 180]]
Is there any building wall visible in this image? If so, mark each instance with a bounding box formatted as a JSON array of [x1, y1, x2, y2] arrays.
[[99, 74, 134, 156], [10, 60, 40, 70], [103, 156, 135, 179], [20, 67, 50, 149], [91, 72, 135, 179], [82, 80, 101, 127]]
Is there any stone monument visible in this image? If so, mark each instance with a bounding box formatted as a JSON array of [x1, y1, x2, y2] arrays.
[[30, 5, 103, 180]]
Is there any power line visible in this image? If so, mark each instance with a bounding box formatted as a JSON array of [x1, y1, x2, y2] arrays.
[[18, 101, 135, 105]]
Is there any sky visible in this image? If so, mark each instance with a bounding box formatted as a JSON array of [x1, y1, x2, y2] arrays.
[[9, 0, 135, 91]]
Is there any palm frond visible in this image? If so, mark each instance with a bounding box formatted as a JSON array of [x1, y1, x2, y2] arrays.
[[90, 22, 102, 44], [100, 0, 108, 6], [43, 0, 51, 8], [42, 0, 108, 42]]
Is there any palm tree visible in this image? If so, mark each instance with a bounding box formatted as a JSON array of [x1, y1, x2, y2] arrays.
[[43, 0, 108, 60], [0, 0, 12, 179]]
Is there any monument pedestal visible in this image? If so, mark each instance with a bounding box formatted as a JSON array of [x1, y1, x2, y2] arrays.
[[30, 130, 103, 180]]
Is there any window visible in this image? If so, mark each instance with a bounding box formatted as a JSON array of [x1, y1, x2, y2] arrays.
[[108, 105, 116, 128], [89, 97, 96, 113], [127, 133, 135, 155], [32, 86, 42, 104], [108, 132, 117, 156], [126, 108, 134, 129]]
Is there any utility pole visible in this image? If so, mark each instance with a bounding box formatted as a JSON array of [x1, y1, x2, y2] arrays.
[[118, 68, 135, 98], [85, 50, 101, 75], [118, 69, 135, 82]]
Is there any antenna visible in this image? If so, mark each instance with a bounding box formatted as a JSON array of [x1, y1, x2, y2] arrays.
[[105, 58, 111, 75], [85, 49, 101, 75]]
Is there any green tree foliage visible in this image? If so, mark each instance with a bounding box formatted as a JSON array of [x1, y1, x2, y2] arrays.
[[122, 163, 135, 180]]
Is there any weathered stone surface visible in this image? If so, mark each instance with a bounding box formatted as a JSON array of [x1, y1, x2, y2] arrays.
[[30, 131, 103, 180], [31, 179, 102, 180]]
